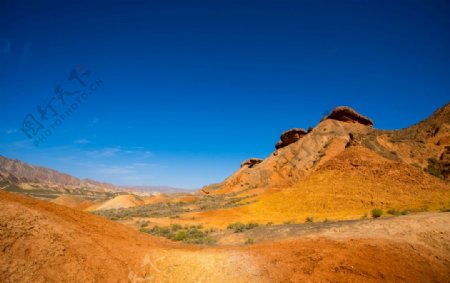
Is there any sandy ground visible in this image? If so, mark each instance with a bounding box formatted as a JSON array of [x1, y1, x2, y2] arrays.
[[1, 191, 449, 282]]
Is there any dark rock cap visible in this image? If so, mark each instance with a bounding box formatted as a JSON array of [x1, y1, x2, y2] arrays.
[[275, 128, 307, 150], [322, 106, 373, 126], [240, 158, 263, 168]]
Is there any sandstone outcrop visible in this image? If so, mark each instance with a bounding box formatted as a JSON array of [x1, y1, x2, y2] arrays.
[[240, 158, 263, 168], [322, 106, 373, 126], [275, 128, 307, 149]]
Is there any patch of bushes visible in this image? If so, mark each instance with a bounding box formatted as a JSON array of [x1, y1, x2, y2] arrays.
[[245, 222, 259, 229], [371, 208, 383, 218], [140, 224, 216, 245], [93, 193, 255, 220], [137, 220, 150, 228], [227, 222, 259, 233], [387, 208, 401, 216], [305, 217, 314, 223], [387, 209, 409, 216]]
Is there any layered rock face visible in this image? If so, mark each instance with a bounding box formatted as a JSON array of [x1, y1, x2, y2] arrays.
[[201, 104, 450, 195], [202, 106, 374, 194]]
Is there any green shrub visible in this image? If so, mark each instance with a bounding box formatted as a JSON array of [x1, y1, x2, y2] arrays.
[[202, 236, 217, 245], [245, 222, 259, 229], [139, 227, 151, 233], [227, 222, 259, 233], [139, 221, 149, 228], [171, 230, 188, 241], [371, 208, 383, 218], [170, 224, 183, 231], [387, 209, 401, 216], [206, 228, 216, 233], [305, 217, 314, 223], [227, 222, 246, 233]]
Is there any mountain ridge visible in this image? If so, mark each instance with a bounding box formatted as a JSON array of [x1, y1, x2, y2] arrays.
[[201, 103, 450, 195]]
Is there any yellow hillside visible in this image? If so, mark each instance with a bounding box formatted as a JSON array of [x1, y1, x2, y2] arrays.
[[86, 194, 144, 211], [186, 147, 450, 227], [51, 195, 94, 210]]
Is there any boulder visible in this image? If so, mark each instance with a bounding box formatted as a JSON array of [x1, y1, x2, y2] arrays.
[[322, 106, 373, 126], [240, 158, 263, 168], [275, 128, 307, 149]]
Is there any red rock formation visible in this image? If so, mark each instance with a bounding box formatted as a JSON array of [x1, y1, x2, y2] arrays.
[[322, 106, 373, 126], [275, 128, 307, 149]]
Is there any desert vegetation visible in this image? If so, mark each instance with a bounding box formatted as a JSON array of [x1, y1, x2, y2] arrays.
[[92, 192, 256, 220], [371, 208, 383, 218], [2, 182, 117, 201], [227, 222, 259, 233], [140, 224, 216, 244]]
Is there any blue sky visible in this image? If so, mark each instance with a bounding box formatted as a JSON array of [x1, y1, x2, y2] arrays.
[[0, 0, 449, 189]]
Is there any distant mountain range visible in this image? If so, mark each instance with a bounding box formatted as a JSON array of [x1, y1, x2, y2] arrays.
[[0, 156, 187, 200], [0, 155, 120, 190]]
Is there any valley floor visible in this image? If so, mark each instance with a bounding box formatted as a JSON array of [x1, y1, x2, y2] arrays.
[[1, 191, 449, 282]]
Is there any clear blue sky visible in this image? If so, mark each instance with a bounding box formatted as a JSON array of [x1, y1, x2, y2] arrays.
[[0, 0, 449, 189]]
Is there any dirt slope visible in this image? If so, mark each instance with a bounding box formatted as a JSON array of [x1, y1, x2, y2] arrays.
[[51, 195, 94, 210], [0, 191, 169, 282], [242, 146, 450, 222], [1, 191, 449, 282]]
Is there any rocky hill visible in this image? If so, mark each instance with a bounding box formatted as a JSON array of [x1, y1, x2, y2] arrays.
[[0, 156, 124, 200], [0, 156, 120, 190], [201, 103, 450, 195]]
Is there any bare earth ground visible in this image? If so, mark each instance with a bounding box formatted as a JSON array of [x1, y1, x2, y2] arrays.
[[1, 191, 449, 282]]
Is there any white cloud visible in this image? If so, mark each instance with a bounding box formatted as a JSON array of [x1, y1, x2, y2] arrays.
[[87, 117, 100, 127], [5, 129, 18, 135], [74, 139, 89, 144], [87, 147, 122, 158], [132, 162, 160, 167], [98, 166, 136, 175], [98, 147, 121, 157]]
